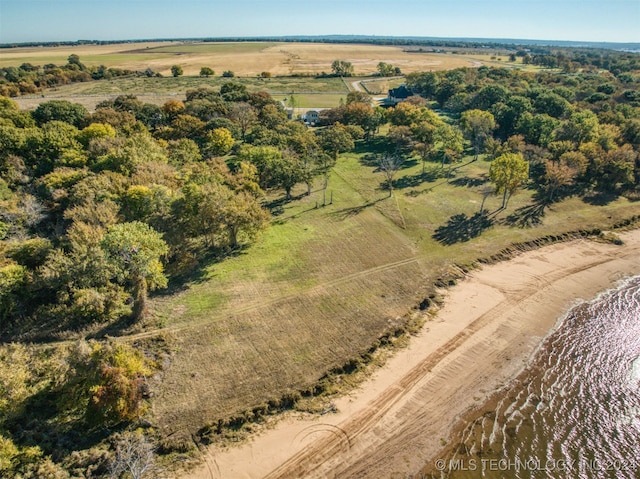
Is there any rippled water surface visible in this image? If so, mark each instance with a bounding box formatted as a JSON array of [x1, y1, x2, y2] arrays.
[[424, 276, 640, 479]]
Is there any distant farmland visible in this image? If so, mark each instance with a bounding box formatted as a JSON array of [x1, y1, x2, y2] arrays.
[[12, 75, 352, 111], [5, 40, 535, 111], [0, 40, 521, 77]]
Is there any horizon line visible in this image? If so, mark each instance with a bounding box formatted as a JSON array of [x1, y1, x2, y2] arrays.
[[2, 34, 640, 50]]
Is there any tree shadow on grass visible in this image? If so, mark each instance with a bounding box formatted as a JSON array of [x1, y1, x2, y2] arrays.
[[161, 243, 250, 293], [391, 174, 425, 190], [359, 153, 381, 168], [354, 137, 393, 156], [503, 201, 547, 228], [392, 168, 448, 191], [330, 198, 385, 220], [450, 176, 488, 188], [582, 191, 618, 206], [264, 192, 308, 216], [433, 212, 494, 245]]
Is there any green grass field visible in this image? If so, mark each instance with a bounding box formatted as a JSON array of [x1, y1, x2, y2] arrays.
[[137, 42, 277, 54], [13, 75, 351, 111], [272, 93, 347, 108], [147, 141, 638, 444]]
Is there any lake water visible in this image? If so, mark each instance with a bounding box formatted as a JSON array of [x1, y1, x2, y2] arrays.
[[421, 276, 640, 479]]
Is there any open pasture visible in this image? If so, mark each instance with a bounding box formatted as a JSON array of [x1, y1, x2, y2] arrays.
[[12, 75, 350, 111], [148, 147, 639, 441], [2, 40, 497, 77]]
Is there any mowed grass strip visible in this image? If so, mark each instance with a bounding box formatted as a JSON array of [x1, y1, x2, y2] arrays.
[[151, 260, 425, 435], [272, 93, 347, 108]]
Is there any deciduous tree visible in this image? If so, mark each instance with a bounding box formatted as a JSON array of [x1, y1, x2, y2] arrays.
[[109, 431, 157, 479], [489, 152, 530, 209], [229, 102, 257, 140], [378, 152, 404, 197], [317, 123, 355, 161], [199, 67, 214, 77], [206, 127, 235, 156], [101, 222, 168, 320], [170, 65, 183, 78], [411, 120, 437, 174], [32, 100, 88, 128], [459, 109, 496, 159], [331, 60, 354, 77]]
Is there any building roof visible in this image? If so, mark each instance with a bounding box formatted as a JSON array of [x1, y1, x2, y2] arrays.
[[388, 85, 412, 99]]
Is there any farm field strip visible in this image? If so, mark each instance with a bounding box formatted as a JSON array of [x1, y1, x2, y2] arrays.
[[1, 41, 498, 77]]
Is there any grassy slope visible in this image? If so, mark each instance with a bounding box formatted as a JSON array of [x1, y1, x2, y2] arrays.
[[148, 145, 638, 441]]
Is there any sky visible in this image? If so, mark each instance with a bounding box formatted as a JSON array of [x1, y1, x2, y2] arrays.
[[0, 0, 639, 44]]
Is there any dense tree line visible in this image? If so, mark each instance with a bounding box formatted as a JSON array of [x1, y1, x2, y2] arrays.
[[399, 66, 640, 199], [0, 55, 159, 97], [0, 80, 364, 339], [519, 49, 640, 75], [0, 79, 368, 476], [318, 64, 639, 203]]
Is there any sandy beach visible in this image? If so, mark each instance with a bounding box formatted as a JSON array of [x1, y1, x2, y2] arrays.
[[185, 229, 640, 479]]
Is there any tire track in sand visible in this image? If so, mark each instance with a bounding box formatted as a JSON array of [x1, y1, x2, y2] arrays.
[[262, 254, 619, 478]]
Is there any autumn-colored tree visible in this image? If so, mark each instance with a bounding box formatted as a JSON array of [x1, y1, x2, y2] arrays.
[[206, 127, 235, 156], [161, 99, 186, 122], [388, 125, 414, 153], [489, 152, 530, 209], [317, 123, 355, 161], [229, 102, 257, 140], [85, 342, 152, 426], [224, 191, 270, 248], [77, 122, 116, 148], [544, 160, 575, 202]]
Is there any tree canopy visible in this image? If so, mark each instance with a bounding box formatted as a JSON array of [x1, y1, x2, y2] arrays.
[[489, 152, 530, 208]]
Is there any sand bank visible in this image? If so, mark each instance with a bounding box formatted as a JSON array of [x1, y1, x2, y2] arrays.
[[186, 230, 640, 479]]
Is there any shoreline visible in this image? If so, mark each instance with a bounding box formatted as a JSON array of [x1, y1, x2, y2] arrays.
[[185, 229, 640, 479], [418, 273, 640, 478]]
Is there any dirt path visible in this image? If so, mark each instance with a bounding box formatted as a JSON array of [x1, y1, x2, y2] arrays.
[[184, 230, 640, 479], [350, 80, 364, 92]]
